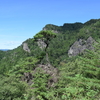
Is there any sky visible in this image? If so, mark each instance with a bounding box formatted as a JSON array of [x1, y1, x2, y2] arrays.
[[0, 0, 100, 49]]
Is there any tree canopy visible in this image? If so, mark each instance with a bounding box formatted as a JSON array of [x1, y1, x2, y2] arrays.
[[0, 19, 100, 99]]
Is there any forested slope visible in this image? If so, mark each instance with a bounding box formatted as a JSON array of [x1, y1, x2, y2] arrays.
[[0, 19, 100, 100]]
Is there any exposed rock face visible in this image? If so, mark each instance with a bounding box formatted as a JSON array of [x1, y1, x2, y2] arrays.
[[43, 24, 59, 33], [43, 27, 48, 31], [37, 39, 47, 50], [21, 64, 59, 87], [23, 43, 31, 53], [21, 72, 33, 85], [86, 36, 95, 49], [35, 64, 59, 87], [68, 36, 96, 57]]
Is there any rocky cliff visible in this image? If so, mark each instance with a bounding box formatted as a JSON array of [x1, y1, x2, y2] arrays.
[[22, 43, 31, 53], [37, 39, 47, 50], [68, 36, 96, 57], [21, 64, 59, 87]]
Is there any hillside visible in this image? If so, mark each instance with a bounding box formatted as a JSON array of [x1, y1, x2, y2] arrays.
[[0, 19, 100, 100]]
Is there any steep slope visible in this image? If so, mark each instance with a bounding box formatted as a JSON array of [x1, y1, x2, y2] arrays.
[[0, 19, 100, 74], [0, 18, 100, 100], [0, 50, 6, 60], [43, 19, 100, 65], [0, 37, 100, 100]]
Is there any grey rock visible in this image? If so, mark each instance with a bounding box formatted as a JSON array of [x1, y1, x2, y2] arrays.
[[21, 64, 59, 87], [43, 28, 47, 31], [43, 27, 59, 33], [21, 72, 33, 85], [23, 43, 31, 53], [68, 36, 96, 57], [52, 30, 59, 33], [86, 36, 95, 49], [37, 39, 47, 50], [34, 64, 59, 87]]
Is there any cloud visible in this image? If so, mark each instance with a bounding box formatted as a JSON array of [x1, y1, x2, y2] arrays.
[[4, 41, 21, 45], [0, 41, 22, 49]]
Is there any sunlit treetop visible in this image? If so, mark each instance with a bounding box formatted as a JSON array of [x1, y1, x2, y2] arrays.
[[34, 30, 56, 41]]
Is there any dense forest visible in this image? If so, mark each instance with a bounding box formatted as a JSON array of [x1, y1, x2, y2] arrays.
[[0, 19, 100, 100]]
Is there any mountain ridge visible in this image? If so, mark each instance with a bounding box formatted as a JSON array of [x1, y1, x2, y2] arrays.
[[1, 18, 100, 69], [0, 18, 100, 99], [0, 49, 10, 51]]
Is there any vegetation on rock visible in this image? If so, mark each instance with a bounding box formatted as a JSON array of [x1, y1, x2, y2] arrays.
[[0, 19, 100, 100]]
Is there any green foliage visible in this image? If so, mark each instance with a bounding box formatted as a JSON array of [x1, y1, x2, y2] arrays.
[[1, 19, 100, 69], [0, 46, 28, 75], [7, 57, 39, 78], [62, 22, 83, 32], [0, 56, 39, 100], [0, 19, 100, 99], [84, 19, 99, 26], [31, 68, 50, 100], [0, 50, 5, 60], [55, 42, 100, 99], [34, 30, 56, 41], [44, 22, 83, 32], [34, 30, 57, 65], [0, 75, 26, 100], [43, 24, 62, 32]]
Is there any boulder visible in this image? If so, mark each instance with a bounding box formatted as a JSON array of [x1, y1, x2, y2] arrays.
[[23, 43, 31, 53], [34, 64, 59, 87], [37, 39, 47, 50], [68, 36, 96, 57]]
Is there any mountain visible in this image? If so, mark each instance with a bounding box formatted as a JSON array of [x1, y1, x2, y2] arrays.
[[0, 49, 10, 51], [0, 19, 100, 100]]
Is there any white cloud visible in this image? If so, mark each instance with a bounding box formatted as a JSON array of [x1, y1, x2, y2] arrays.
[[0, 41, 22, 49]]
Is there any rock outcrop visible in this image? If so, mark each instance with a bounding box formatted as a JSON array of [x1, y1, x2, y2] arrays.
[[37, 39, 47, 50], [43, 28, 59, 33], [21, 64, 59, 87], [38, 64, 59, 87], [22, 43, 31, 53], [36, 64, 58, 87], [21, 72, 33, 85], [68, 36, 96, 57]]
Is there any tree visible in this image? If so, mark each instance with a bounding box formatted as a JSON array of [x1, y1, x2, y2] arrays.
[[34, 30, 56, 65]]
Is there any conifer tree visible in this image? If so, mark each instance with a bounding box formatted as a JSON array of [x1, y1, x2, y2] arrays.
[[34, 30, 56, 65]]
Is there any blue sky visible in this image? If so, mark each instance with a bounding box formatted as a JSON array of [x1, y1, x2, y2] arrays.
[[0, 0, 100, 49]]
